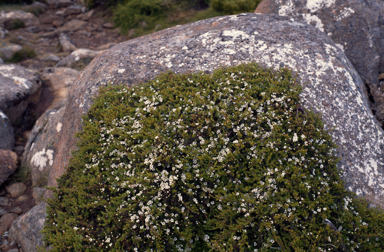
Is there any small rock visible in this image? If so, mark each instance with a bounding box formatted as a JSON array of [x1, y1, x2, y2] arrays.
[[7, 248, 19, 252], [30, 1, 47, 11], [0, 243, 12, 251], [5, 183, 27, 198], [0, 10, 40, 27], [102, 22, 114, 29], [52, 19, 64, 28], [81, 9, 94, 20], [0, 44, 22, 60], [25, 26, 40, 33], [96, 43, 117, 51], [56, 48, 103, 68], [59, 33, 77, 52], [0, 197, 9, 206], [0, 209, 8, 216], [0, 110, 14, 150], [12, 146, 24, 156], [64, 5, 85, 17], [0, 27, 8, 39], [58, 19, 87, 32], [54, 0, 75, 8], [15, 195, 28, 202], [0, 58, 3, 64], [32, 187, 46, 205], [9, 207, 22, 215], [128, 28, 135, 37], [45, 54, 61, 62], [17, 35, 28, 41], [54, 10, 65, 16], [0, 213, 18, 236], [0, 150, 17, 186], [8, 202, 47, 252]]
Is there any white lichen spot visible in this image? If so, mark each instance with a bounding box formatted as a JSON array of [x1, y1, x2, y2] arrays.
[[56, 122, 62, 132], [335, 43, 344, 52], [336, 7, 355, 22], [31, 148, 54, 171], [0, 65, 15, 72], [0, 111, 6, 119], [118, 68, 125, 74], [306, 0, 335, 13], [302, 13, 325, 32], [222, 29, 250, 40], [278, 0, 294, 16]]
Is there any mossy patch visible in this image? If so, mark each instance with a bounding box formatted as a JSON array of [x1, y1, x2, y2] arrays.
[[42, 63, 384, 251]]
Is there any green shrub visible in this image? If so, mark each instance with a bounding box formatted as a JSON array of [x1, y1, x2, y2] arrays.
[[211, 0, 261, 14], [42, 63, 384, 251], [6, 45, 35, 62], [82, 0, 125, 9], [5, 18, 25, 30], [113, 0, 166, 34]]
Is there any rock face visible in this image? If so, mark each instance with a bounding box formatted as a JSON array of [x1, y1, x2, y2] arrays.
[[47, 13, 384, 206], [8, 202, 47, 252], [0, 64, 42, 125], [0, 150, 17, 187], [255, 0, 384, 127], [22, 107, 65, 187], [0, 110, 14, 150]]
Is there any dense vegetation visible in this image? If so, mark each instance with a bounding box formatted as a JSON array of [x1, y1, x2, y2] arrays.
[[42, 63, 384, 251]]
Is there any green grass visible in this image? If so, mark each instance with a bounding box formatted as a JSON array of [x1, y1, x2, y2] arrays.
[[42, 63, 384, 251]]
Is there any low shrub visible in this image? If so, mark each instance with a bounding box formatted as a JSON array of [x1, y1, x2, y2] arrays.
[[42, 63, 384, 251], [6, 45, 36, 62], [4, 18, 25, 30], [210, 0, 261, 14], [113, 0, 166, 34]]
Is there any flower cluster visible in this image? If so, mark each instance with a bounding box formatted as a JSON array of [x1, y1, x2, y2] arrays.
[[43, 63, 384, 251]]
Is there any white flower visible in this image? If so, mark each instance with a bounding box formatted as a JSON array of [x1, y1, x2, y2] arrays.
[[293, 133, 298, 142]]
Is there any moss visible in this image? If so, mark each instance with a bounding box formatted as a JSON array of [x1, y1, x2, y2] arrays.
[[42, 63, 384, 251]]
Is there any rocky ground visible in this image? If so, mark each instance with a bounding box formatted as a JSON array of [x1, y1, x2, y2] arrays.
[[0, 1, 128, 251]]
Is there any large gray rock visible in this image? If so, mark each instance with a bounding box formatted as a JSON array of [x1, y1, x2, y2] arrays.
[[255, 0, 384, 127], [0, 10, 40, 27], [47, 14, 384, 205], [22, 107, 65, 188], [0, 64, 42, 125], [0, 109, 14, 150], [8, 202, 47, 252]]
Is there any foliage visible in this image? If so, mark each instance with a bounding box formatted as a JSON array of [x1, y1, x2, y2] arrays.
[[211, 0, 261, 14], [81, 0, 125, 9], [0, 0, 33, 5], [113, 0, 166, 34], [5, 18, 25, 30], [42, 63, 384, 251], [6, 45, 36, 62]]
